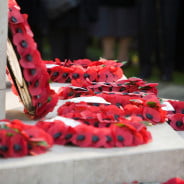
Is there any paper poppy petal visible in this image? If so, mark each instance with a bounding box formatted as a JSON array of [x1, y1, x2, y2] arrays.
[[143, 107, 161, 123], [13, 33, 37, 55], [112, 125, 134, 147], [71, 124, 92, 147], [20, 50, 41, 68], [8, 132, 28, 157]]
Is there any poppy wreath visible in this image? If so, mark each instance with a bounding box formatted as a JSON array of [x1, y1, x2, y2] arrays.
[[37, 115, 152, 148], [166, 100, 184, 130], [57, 98, 166, 126], [8, 0, 58, 119], [46, 58, 124, 84], [57, 81, 166, 125], [0, 119, 53, 158], [57, 77, 158, 100], [72, 76, 159, 95]]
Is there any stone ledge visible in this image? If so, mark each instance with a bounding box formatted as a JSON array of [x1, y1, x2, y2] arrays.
[[0, 89, 6, 119], [1, 90, 184, 184], [1, 123, 184, 184]]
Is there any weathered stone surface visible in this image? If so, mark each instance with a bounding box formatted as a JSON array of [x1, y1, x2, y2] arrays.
[[2, 90, 184, 184], [0, 90, 6, 119], [0, 0, 8, 119]]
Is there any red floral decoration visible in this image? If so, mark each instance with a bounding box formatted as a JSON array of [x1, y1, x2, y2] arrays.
[[167, 113, 184, 131], [37, 115, 152, 148], [162, 177, 184, 184], [166, 100, 184, 130], [123, 177, 184, 184], [57, 98, 166, 127], [167, 100, 184, 114], [8, 0, 58, 119], [0, 119, 53, 158], [46, 58, 124, 84]]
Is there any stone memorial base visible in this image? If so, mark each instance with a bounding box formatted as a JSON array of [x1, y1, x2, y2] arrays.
[[0, 89, 6, 119], [1, 89, 184, 184]]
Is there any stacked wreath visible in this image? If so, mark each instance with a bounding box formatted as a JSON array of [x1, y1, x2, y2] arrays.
[[1, 0, 183, 158]]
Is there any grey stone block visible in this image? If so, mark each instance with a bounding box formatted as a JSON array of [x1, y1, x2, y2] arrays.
[[2, 89, 184, 184]]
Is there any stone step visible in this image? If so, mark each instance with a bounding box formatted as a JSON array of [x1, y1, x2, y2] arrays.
[[1, 90, 184, 184]]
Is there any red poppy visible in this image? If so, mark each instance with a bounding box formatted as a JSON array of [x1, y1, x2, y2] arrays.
[[57, 102, 76, 115], [46, 120, 68, 145], [132, 131, 144, 146], [112, 125, 134, 147], [114, 119, 152, 146], [162, 177, 184, 184], [168, 113, 184, 131], [1, 119, 54, 158], [89, 127, 114, 148], [8, 6, 24, 24], [119, 78, 142, 89], [8, 0, 18, 8], [96, 59, 123, 68], [0, 129, 11, 158], [20, 50, 42, 69], [122, 116, 145, 131], [97, 66, 122, 82], [87, 82, 116, 93], [97, 92, 132, 107], [138, 127, 152, 144], [158, 108, 167, 123], [143, 95, 162, 109], [97, 104, 124, 125], [70, 65, 85, 82], [71, 124, 92, 147], [34, 91, 58, 119], [168, 100, 184, 114], [100, 83, 114, 92], [80, 109, 98, 122], [143, 107, 162, 123], [21, 14, 34, 37], [8, 1, 34, 37], [8, 131, 28, 157], [88, 60, 104, 67], [23, 67, 42, 83], [64, 126, 76, 144], [73, 59, 92, 68], [138, 83, 158, 95], [9, 22, 27, 36], [57, 87, 76, 100], [36, 120, 52, 132], [13, 33, 37, 55], [28, 74, 49, 96], [22, 125, 53, 155], [123, 104, 143, 118], [98, 127, 115, 147], [32, 89, 50, 106], [5, 119, 25, 131], [87, 83, 104, 93], [71, 78, 92, 89], [48, 66, 72, 83], [61, 59, 73, 67], [110, 66, 123, 81], [85, 66, 98, 82]]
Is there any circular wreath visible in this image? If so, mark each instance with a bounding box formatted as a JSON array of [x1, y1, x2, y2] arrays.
[[37, 113, 152, 148], [0, 119, 53, 158], [8, 0, 58, 119]]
